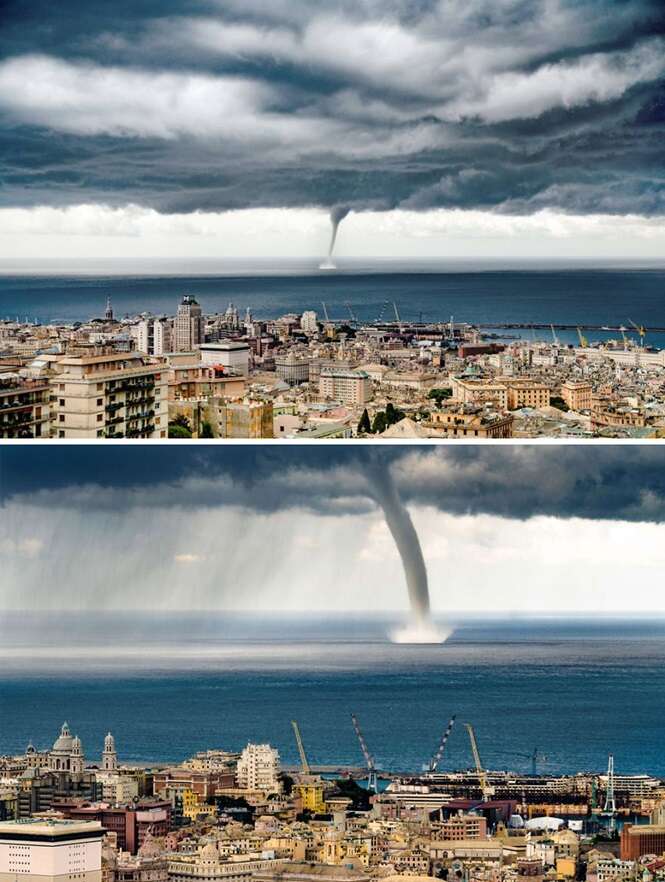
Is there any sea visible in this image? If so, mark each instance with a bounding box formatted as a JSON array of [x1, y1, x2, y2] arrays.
[[1, 613, 665, 777], [2, 258, 665, 348]]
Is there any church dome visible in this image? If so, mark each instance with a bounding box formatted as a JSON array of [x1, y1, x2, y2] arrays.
[[200, 841, 219, 862], [52, 722, 74, 753]]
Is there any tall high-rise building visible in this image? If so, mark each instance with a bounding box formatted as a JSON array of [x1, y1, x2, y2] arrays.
[[301, 311, 318, 335], [236, 744, 280, 792], [137, 317, 171, 355], [175, 296, 204, 352]]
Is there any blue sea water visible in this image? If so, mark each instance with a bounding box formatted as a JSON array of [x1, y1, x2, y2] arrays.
[[1, 613, 664, 777], [2, 258, 665, 348]]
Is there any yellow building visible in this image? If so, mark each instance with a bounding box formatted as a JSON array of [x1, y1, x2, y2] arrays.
[[181, 789, 209, 821], [297, 782, 326, 814]]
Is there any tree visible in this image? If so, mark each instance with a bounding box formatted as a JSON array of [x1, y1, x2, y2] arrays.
[[331, 778, 372, 811], [200, 421, 214, 438], [358, 409, 371, 434], [168, 423, 192, 439], [428, 388, 452, 407], [372, 411, 387, 434], [385, 402, 404, 426]]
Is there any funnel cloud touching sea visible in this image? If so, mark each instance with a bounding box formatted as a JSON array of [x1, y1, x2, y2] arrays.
[[0, 0, 665, 262], [4, 446, 665, 615]]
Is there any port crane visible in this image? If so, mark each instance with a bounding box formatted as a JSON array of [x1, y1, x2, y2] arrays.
[[351, 713, 378, 793], [628, 319, 646, 347], [601, 753, 617, 832], [577, 327, 589, 348], [291, 720, 311, 775], [512, 747, 548, 776], [428, 715, 456, 773], [376, 300, 390, 324], [345, 302, 358, 324], [464, 723, 494, 801]]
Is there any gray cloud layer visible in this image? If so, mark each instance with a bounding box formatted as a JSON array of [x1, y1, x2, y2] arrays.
[[3, 446, 665, 524], [0, 0, 664, 214]]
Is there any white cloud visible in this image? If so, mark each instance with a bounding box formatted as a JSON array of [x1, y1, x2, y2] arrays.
[[0, 204, 664, 261], [443, 38, 665, 123]]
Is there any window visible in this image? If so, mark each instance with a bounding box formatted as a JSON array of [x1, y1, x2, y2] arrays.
[[59, 398, 65, 406], [97, 383, 103, 391], [59, 414, 65, 422], [97, 398, 103, 406], [59, 430, 65, 438], [97, 413, 103, 421]]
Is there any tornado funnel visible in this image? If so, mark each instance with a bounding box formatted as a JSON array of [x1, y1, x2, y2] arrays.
[[367, 461, 448, 644]]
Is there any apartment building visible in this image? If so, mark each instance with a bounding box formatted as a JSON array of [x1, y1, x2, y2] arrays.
[[49, 351, 168, 439], [136, 317, 171, 356], [164, 354, 246, 401], [319, 369, 371, 405], [236, 744, 280, 793], [0, 377, 49, 438], [561, 380, 592, 411]]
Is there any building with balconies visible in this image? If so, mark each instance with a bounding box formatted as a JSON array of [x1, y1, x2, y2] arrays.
[[48, 351, 168, 439], [0, 376, 49, 438]]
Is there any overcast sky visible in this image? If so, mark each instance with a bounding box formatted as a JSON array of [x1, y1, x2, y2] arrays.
[[2, 445, 665, 615], [1, 0, 664, 259]]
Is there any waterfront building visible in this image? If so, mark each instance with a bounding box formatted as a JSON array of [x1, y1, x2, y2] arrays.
[[48, 351, 168, 439], [236, 746, 281, 794], [174, 297, 204, 353], [0, 376, 49, 438], [0, 818, 103, 882], [319, 369, 371, 406]]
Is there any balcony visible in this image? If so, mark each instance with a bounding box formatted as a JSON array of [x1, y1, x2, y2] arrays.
[[106, 416, 124, 426], [125, 394, 155, 406], [126, 423, 155, 438], [121, 379, 155, 392], [105, 402, 124, 414]]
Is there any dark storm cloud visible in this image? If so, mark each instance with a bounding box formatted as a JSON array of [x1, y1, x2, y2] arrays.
[[0, 0, 664, 214], [3, 446, 665, 525]]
